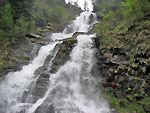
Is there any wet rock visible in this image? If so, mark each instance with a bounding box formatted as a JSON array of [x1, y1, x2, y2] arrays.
[[2, 65, 22, 71], [0, 37, 44, 79], [72, 32, 86, 38], [91, 64, 100, 78], [22, 44, 59, 103], [35, 104, 55, 113], [30, 45, 41, 60], [50, 37, 77, 73], [32, 73, 50, 102], [26, 33, 42, 39], [89, 13, 96, 24], [39, 31, 52, 40]]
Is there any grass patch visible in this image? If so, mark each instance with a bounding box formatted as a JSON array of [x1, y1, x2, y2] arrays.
[[103, 90, 146, 113]]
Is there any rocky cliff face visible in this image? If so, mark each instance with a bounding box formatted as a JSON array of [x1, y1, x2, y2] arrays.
[[0, 32, 79, 79], [0, 36, 49, 78], [94, 21, 150, 113]]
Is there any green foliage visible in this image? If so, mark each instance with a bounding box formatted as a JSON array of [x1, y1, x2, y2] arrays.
[[104, 92, 146, 113], [95, 0, 122, 14], [0, 1, 34, 40], [0, 0, 79, 40], [51, 5, 69, 23], [0, 3, 13, 31], [94, 0, 150, 36], [31, 0, 76, 31], [13, 16, 32, 34], [93, 9, 123, 35], [121, 0, 143, 24], [120, 0, 150, 24], [8, 0, 33, 20], [121, 0, 150, 21], [0, 30, 4, 36]]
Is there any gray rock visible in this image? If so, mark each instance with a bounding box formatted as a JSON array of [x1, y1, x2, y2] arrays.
[[110, 55, 128, 65], [26, 33, 42, 39], [35, 104, 55, 113]]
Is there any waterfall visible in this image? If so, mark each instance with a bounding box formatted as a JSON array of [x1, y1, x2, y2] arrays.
[[0, 0, 112, 113], [65, 0, 94, 11], [0, 42, 59, 113]]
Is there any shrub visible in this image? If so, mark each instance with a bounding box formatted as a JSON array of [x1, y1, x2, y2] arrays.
[[0, 3, 13, 31], [121, 0, 150, 23]]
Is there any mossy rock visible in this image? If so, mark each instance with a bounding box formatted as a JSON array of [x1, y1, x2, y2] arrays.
[[50, 37, 77, 73]]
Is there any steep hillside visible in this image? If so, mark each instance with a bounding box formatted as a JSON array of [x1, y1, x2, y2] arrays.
[[92, 0, 150, 112], [0, 0, 81, 76]]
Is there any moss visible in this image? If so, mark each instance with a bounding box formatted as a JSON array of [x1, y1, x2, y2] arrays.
[[64, 37, 75, 42], [51, 63, 57, 69]]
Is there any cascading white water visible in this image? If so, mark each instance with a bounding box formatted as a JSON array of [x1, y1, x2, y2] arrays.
[[0, 0, 112, 113], [0, 42, 59, 113], [50, 11, 97, 41], [65, 0, 94, 11], [63, 11, 97, 34], [27, 34, 111, 113]]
